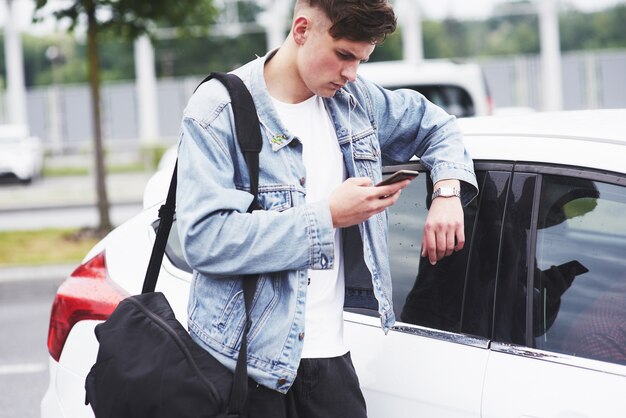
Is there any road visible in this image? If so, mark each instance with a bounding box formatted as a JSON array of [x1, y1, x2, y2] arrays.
[[0, 202, 143, 231], [0, 173, 151, 416], [0, 172, 151, 231], [0, 276, 65, 418]]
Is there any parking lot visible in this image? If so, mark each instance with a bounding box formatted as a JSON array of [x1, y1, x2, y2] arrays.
[[0, 274, 66, 418], [0, 171, 150, 416]]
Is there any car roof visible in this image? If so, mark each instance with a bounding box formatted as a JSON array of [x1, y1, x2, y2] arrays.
[[0, 124, 28, 139], [457, 109, 626, 175], [358, 60, 483, 87]]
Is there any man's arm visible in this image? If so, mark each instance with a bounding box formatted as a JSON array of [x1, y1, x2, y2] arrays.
[[421, 179, 464, 265], [176, 115, 335, 276], [328, 177, 411, 228], [354, 77, 478, 264]]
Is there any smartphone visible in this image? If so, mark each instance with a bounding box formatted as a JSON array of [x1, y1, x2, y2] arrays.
[[376, 170, 419, 187], [555, 260, 589, 277]]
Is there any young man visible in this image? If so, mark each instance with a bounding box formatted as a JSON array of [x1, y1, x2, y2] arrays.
[[176, 0, 478, 416]]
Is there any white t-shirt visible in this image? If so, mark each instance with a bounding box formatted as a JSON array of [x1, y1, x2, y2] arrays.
[[271, 95, 348, 358]]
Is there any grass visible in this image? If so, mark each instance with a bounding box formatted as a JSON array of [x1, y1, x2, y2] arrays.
[[43, 166, 90, 177], [0, 228, 102, 267], [43, 162, 148, 177]]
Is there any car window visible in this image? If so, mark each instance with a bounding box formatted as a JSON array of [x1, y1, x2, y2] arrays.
[[492, 172, 538, 345], [532, 175, 626, 366], [389, 166, 510, 339], [391, 84, 476, 118], [152, 218, 193, 274]]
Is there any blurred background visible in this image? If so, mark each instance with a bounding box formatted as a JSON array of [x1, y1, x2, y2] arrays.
[[1, 0, 625, 161], [0, 1, 624, 416]]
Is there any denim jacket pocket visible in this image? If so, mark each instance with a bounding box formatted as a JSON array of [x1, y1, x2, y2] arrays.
[[351, 130, 382, 182], [352, 129, 380, 162], [257, 187, 293, 212], [213, 273, 283, 351], [213, 280, 245, 349]]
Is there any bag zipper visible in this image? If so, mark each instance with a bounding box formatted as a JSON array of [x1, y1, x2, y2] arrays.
[[127, 296, 223, 405]]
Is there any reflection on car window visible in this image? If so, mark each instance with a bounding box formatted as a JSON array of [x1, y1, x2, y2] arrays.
[[151, 218, 192, 274], [389, 169, 507, 339], [394, 85, 475, 118], [532, 175, 626, 366]]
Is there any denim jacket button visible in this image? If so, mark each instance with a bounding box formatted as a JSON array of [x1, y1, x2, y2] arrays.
[[320, 254, 328, 269], [299, 177, 306, 186], [278, 378, 287, 386], [298, 332, 305, 341]]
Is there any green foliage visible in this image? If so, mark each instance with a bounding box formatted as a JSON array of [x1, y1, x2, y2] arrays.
[[154, 32, 268, 76], [9, 3, 626, 86], [419, 3, 625, 59], [422, 20, 456, 58], [0, 228, 100, 266], [560, 5, 626, 50], [368, 30, 403, 62], [482, 18, 539, 55], [34, 0, 218, 41]]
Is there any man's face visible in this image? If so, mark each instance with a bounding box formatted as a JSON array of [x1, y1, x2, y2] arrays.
[[296, 17, 375, 98]]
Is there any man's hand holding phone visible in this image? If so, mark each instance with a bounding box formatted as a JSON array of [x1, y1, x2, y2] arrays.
[[376, 170, 419, 199], [328, 171, 417, 228], [375, 170, 420, 187]]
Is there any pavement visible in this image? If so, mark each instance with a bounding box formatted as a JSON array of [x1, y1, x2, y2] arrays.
[[0, 171, 153, 211], [0, 171, 155, 283], [0, 263, 76, 283]]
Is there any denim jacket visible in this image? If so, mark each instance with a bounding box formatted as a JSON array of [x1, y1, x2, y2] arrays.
[[176, 51, 478, 393]]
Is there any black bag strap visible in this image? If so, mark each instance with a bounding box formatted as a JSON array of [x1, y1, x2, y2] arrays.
[[141, 72, 262, 417]]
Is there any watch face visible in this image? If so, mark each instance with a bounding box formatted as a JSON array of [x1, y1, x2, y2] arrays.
[[440, 187, 456, 196], [433, 186, 460, 198]]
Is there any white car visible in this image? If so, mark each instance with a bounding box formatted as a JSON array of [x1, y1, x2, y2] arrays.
[[42, 109, 626, 417], [0, 125, 44, 183], [358, 60, 493, 117]]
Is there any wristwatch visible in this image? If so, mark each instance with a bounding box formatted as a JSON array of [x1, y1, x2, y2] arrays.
[[431, 186, 461, 200]]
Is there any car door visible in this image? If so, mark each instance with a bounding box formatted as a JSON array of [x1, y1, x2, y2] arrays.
[[345, 162, 512, 417], [482, 164, 626, 418]]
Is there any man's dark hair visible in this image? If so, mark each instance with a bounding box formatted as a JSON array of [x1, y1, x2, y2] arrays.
[[305, 0, 397, 44]]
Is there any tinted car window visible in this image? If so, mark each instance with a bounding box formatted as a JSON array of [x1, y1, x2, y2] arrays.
[[392, 85, 476, 118], [532, 175, 626, 366], [389, 166, 510, 339], [492, 172, 539, 345]]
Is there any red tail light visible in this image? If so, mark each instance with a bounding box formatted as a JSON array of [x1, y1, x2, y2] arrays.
[[486, 95, 494, 116], [47, 251, 128, 362]]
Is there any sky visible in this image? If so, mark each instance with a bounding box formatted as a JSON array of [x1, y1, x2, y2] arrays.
[[1, 0, 625, 35], [417, 0, 624, 20]]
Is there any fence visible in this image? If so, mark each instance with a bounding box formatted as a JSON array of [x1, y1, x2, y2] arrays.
[[480, 49, 626, 111], [7, 49, 626, 154]]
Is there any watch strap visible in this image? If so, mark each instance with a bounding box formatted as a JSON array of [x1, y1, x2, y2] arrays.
[[432, 186, 461, 199]]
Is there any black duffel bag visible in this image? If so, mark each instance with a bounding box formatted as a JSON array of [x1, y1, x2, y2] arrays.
[[85, 292, 237, 417], [84, 72, 262, 418]]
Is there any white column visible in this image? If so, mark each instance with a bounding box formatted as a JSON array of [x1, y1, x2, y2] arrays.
[[398, 0, 423, 64], [514, 56, 530, 108], [3, 0, 28, 127], [584, 52, 599, 109], [134, 35, 159, 145], [262, 0, 292, 51], [539, 0, 563, 111], [46, 86, 63, 153]]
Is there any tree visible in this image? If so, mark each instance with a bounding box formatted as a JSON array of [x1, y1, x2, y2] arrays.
[[33, 0, 218, 233]]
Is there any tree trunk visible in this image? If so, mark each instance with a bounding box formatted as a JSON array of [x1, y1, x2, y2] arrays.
[[86, 0, 112, 233]]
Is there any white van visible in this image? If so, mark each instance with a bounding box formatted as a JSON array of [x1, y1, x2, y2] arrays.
[[358, 60, 493, 117]]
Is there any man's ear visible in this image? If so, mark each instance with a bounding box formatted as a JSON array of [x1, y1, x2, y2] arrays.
[[292, 16, 309, 45]]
